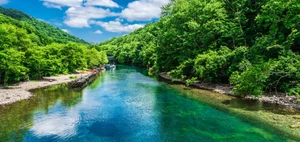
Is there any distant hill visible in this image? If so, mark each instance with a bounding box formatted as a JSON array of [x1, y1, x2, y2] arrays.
[[0, 6, 87, 44]]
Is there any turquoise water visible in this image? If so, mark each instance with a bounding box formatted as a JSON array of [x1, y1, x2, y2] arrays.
[[0, 66, 294, 141]]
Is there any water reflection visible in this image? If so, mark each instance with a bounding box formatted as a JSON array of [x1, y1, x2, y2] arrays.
[[31, 111, 79, 138], [0, 66, 298, 141], [0, 84, 84, 141]]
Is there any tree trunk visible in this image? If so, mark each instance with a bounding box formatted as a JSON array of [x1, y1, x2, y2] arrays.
[[4, 71, 7, 87]]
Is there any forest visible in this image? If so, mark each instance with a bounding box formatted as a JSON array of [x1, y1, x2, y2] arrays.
[[97, 0, 300, 96], [0, 7, 108, 86]]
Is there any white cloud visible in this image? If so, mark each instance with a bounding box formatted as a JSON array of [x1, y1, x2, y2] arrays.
[[42, 0, 120, 9], [85, 0, 119, 8], [94, 30, 103, 34], [43, 2, 62, 9], [42, 0, 83, 8], [0, 0, 8, 5], [90, 20, 144, 33], [40, 0, 167, 30], [64, 6, 118, 28], [54, 22, 63, 27], [31, 113, 79, 138], [41, 0, 120, 28], [121, 0, 169, 21], [62, 29, 70, 33]]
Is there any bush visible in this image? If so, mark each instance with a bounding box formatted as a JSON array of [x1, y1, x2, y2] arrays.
[[186, 77, 198, 87], [168, 59, 195, 80], [230, 63, 270, 96], [69, 76, 77, 79], [194, 47, 231, 82]]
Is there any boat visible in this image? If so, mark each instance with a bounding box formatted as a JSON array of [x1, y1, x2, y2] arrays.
[[105, 64, 116, 70]]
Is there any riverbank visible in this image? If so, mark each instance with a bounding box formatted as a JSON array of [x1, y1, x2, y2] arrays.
[[158, 72, 300, 110], [0, 72, 92, 105]]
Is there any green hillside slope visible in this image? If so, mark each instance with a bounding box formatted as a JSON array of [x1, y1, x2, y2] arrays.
[[0, 9, 108, 85], [0, 6, 87, 44], [98, 0, 300, 96]]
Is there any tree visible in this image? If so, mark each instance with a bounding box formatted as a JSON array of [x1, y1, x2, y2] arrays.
[[0, 49, 28, 86]]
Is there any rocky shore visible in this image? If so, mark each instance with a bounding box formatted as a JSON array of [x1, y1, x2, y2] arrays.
[[69, 72, 98, 89], [246, 94, 300, 109], [159, 72, 300, 110], [0, 72, 91, 105]]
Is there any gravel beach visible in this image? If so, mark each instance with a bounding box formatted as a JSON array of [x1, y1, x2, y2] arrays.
[[0, 73, 90, 105]]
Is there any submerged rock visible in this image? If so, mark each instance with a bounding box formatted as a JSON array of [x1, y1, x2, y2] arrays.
[[290, 123, 300, 128], [293, 115, 300, 119], [159, 72, 300, 110]]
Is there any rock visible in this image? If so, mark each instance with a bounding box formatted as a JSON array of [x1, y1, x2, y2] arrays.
[[293, 115, 300, 119], [290, 122, 300, 128], [5, 97, 10, 100]]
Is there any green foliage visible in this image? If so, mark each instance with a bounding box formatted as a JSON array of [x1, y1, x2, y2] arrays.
[[60, 43, 88, 72], [0, 11, 108, 85], [194, 47, 232, 82], [25, 47, 48, 79], [230, 63, 271, 96], [1, 1, 299, 97], [186, 77, 198, 87], [288, 87, 300, 96], [85, 49, 108, 68], [0, 6, 87, 44], [69, 76, 77, 79], [0, 49, 28, 86], [98, 0, 300, 96], [0, 7, 31, 20], [168, 59, 195, 80]]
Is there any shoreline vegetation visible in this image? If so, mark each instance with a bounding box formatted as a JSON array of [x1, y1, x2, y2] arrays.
[[0, 7, 109, 105], [1, 66, 299, 110]]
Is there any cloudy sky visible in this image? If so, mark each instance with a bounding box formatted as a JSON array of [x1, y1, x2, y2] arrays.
[[0, 0, 169, 43]]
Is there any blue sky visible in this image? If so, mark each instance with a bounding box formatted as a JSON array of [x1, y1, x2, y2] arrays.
[[0, 0, 169, 43]]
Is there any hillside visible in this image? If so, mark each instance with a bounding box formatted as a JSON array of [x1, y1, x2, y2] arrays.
[[0, 9, 108, 85], [0, 6, 87, 44], [98, 0, 300, 97]]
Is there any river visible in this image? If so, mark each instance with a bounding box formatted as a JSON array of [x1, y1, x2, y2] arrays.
[[0, 66, 299, 141]]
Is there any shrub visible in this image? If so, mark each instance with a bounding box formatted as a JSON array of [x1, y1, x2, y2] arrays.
[[69, 76, 77, 79], [230, 63, 270, 96], [186, 77, 198, 87], [194, 47, 231, 82]]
